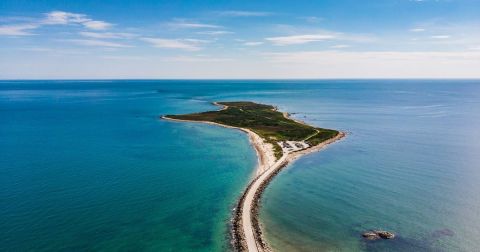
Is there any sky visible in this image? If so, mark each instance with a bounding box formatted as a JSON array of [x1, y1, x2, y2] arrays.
[[0, 0, 479, 79]]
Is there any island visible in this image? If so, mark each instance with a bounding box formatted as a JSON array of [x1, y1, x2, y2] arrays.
[[162, 102, 345, 252]]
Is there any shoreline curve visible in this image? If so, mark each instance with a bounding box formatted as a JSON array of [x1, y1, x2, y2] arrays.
[[161, 103, 345, 252]]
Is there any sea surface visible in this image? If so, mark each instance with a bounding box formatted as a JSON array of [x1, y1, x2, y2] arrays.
[[1, 80, 479, 251]]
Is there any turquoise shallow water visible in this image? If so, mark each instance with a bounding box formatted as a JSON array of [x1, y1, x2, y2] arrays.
[[1, 80, 480, 251], [0, 81, 256, 251]]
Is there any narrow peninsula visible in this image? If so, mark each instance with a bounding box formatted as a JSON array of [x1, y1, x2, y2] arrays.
[[162, 102, 345, 252]]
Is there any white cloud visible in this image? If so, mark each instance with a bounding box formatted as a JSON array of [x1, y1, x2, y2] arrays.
[[67, 39, 132, 47], [82, 20, 112, 30], [217, 11, 271, 17], [243, 41, 264, 46], [266, 34, 336, 45], [43, 11, 112, 30], [330, 44, 350, 49], [167, 20, 221, 29], [431, 35, 450, 39], [0, 11, 113, 36], [79, 31, 136, 39], [164, 56, 232, 62], [269, 25, 376, 44], [182, 38, 210, 43], [43, 11, 88, 25], [0, 24, 38, 36], [142, 38, 203, 51], [101, 55, 146, 60], [410, 28, 426, 32], [196, 30, 233, 35]]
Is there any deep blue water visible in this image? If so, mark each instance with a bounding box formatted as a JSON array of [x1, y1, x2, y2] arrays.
[[1, 80, 479, 251]]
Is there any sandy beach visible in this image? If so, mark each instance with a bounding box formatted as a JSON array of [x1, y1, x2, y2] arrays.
[[237, 130, 345, 252], [162, 104, 345, 252]]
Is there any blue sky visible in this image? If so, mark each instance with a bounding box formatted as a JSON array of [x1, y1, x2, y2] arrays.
[[1, 0, 479, 79]]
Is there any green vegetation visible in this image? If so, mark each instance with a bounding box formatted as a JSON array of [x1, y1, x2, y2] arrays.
[[165, 101, 339, 159]]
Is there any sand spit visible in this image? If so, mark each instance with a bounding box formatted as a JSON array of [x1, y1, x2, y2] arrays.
[[161, 103, 345, 252]]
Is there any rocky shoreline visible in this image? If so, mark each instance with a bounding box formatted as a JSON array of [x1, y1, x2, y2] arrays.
[[230, 152, 288, 252], [231, 131, 345, 252], [231, 175, 256, 251], [248, 161, 289, 252]]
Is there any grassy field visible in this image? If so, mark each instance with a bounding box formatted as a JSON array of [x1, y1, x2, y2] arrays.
[[165, 102, 339, 159]]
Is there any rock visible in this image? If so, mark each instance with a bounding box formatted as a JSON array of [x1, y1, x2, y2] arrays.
[[362, 230, 395, 240], [376, 230, 395, 239], [362, 231, 380, 240]]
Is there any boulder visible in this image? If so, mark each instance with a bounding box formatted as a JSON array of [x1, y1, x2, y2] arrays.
[[376, 230, 395, 239], [362, 230, 395, 240], [362, 231, 380, 240]]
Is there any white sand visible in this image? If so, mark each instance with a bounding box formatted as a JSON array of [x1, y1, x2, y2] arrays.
[[240, 131, 345, 252], [161, 103, 345, 252]]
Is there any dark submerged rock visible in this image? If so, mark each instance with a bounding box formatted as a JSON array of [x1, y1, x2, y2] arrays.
[[377, 230, 395, 239], [362, 230, 395, 240], [362, 231, 380, 240]]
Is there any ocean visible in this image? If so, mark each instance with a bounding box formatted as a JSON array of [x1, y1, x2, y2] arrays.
[[1, 80, 479, 251]]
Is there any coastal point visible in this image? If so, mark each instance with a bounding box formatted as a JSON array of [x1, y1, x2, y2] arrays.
[[163, 102, 345, 252]]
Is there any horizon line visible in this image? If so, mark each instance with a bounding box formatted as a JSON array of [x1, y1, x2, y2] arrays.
[[1, 78, 480, 81]]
